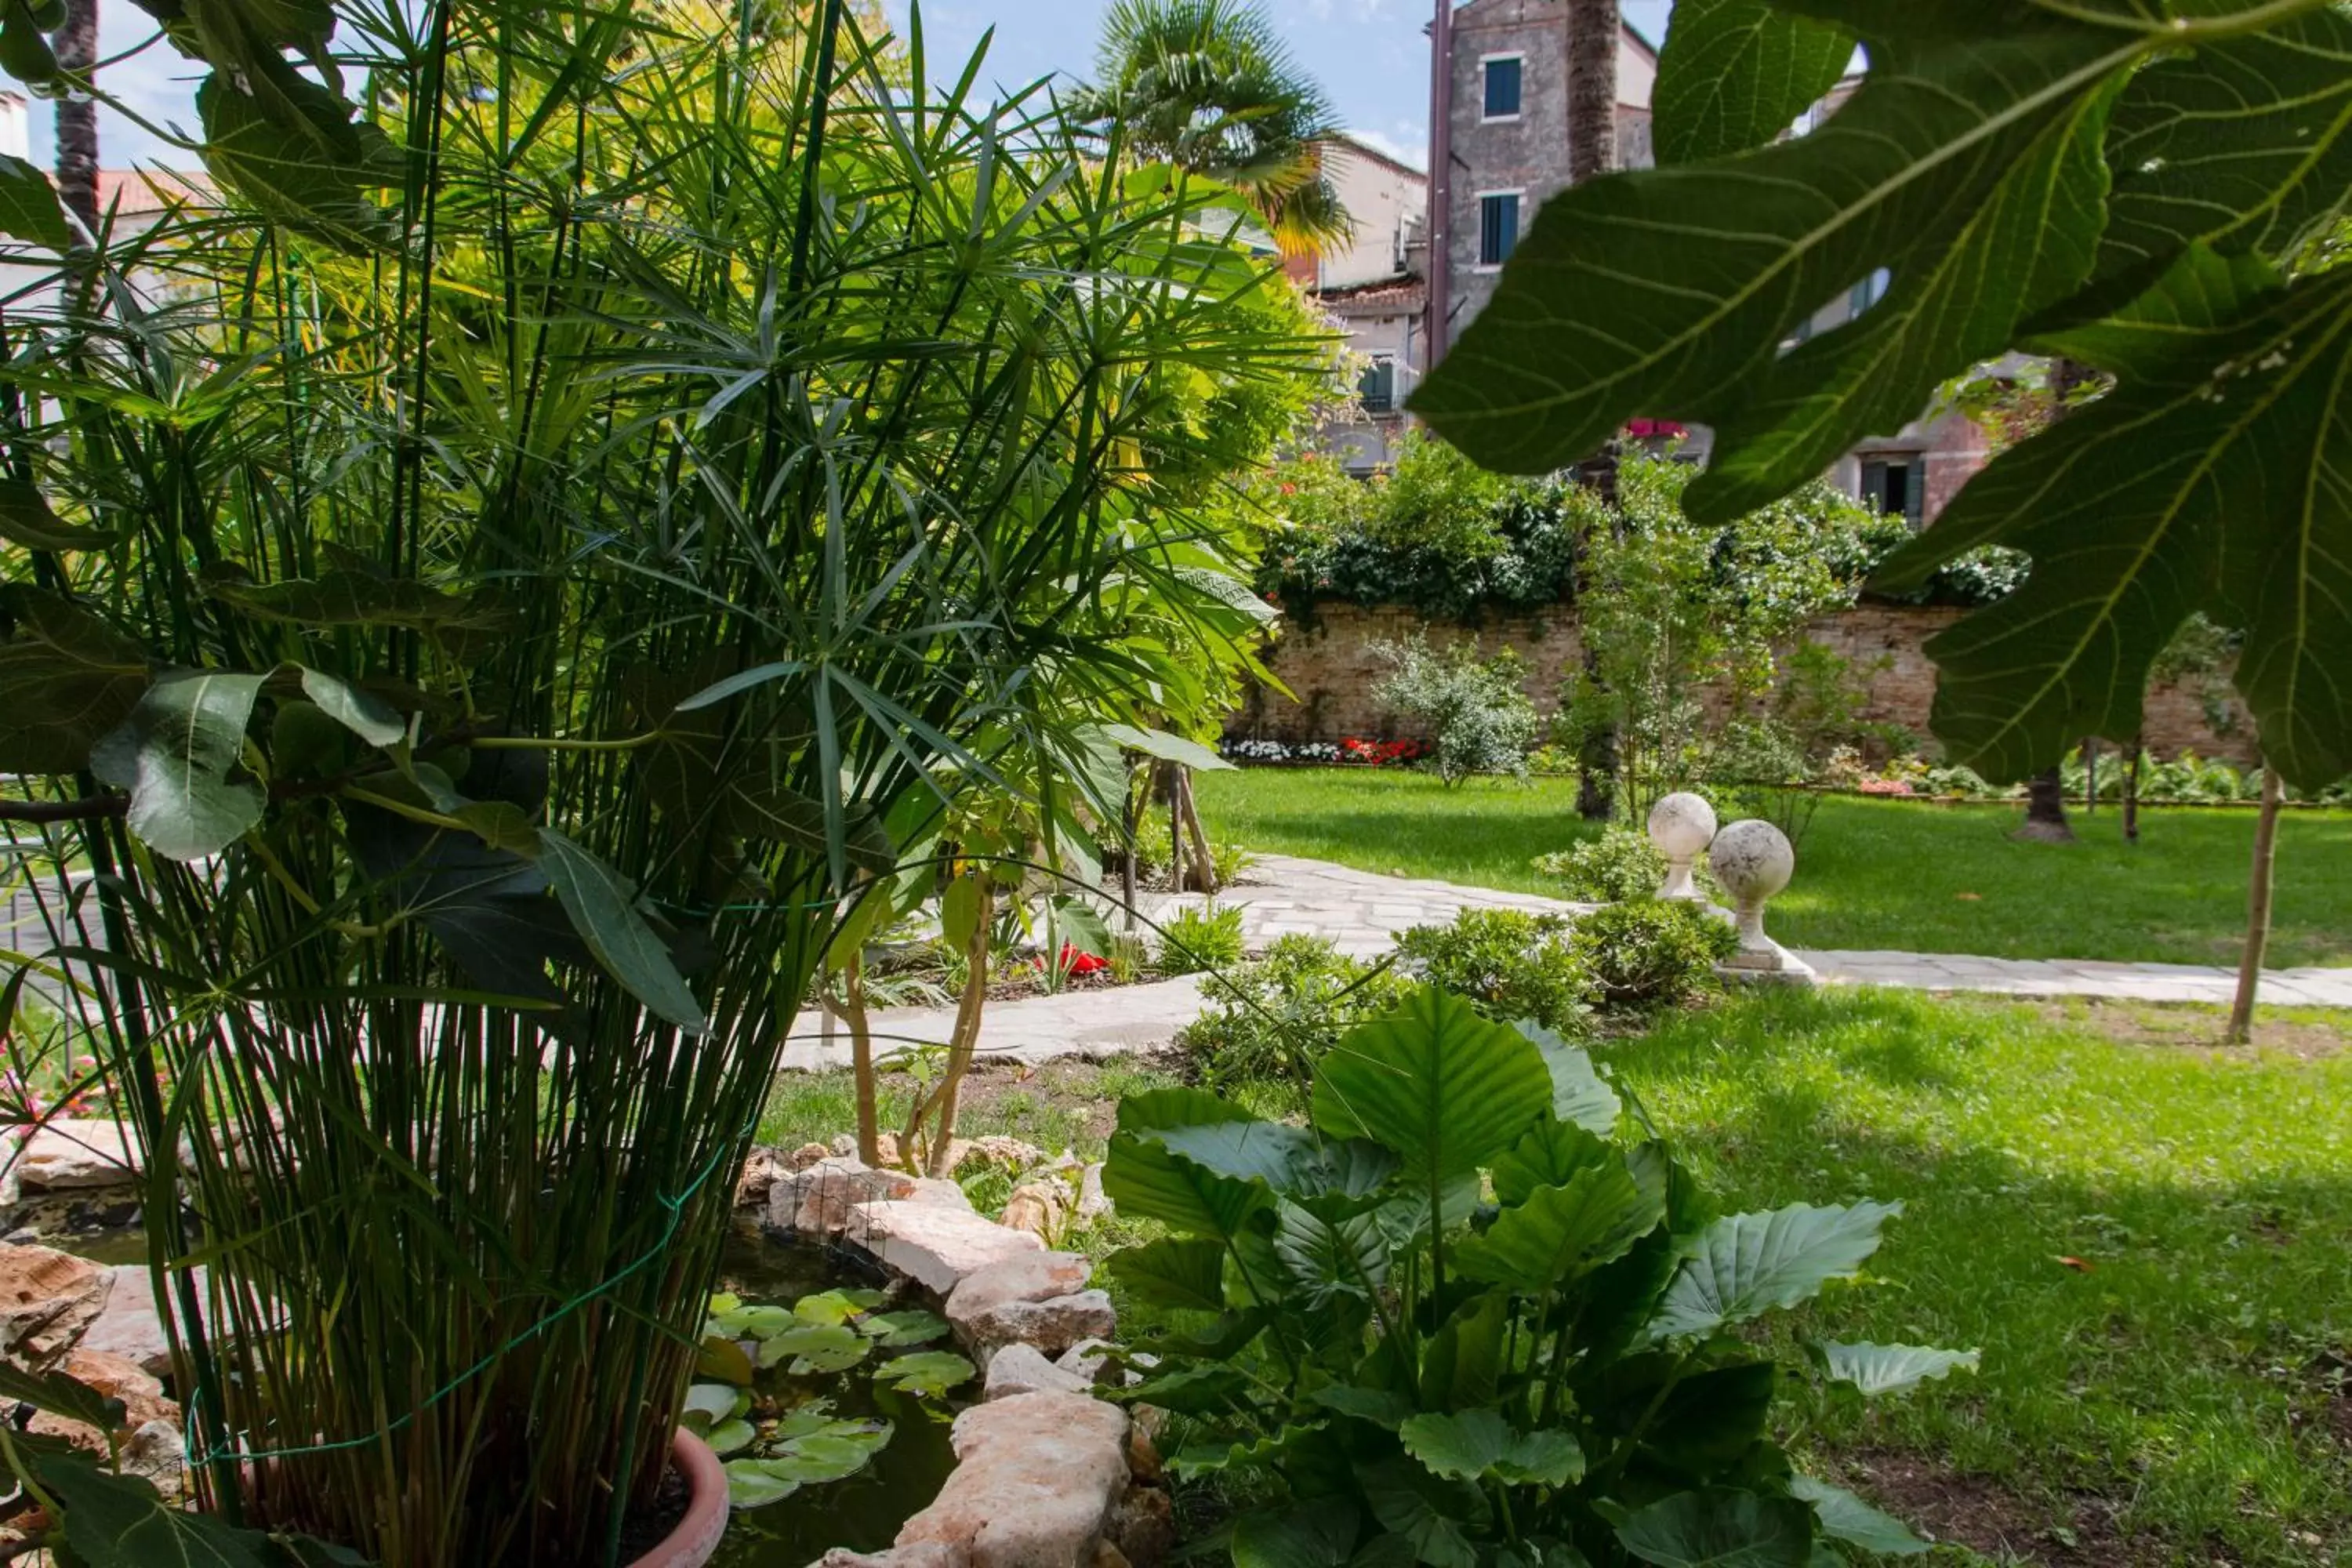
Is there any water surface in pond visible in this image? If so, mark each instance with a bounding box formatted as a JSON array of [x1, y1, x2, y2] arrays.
[[705, 1227, 964, 1566]]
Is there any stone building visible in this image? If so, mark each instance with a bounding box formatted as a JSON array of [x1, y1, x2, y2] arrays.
[[1425, 0, 1989, 523], [1287, 135, 1430, 474]]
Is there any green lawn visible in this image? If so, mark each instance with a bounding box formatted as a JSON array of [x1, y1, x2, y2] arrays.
[[1603, 989, 2352, 1566], [1196, 768, 2352, 968]]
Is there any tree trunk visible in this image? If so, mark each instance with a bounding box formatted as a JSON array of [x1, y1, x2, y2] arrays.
[[2122, 732, 2143, 844], [841, 950, 879, 1165], [2082, 737, 2096, 813], [1120, 768, 1141, 929], [2227, 764, 2284, 1046], [914, 877, 993, 1177], [1566, 0, 1618, 184], [2013, 765, 2075, 844], [1177, 768, 1220, 895], [53, 0, 100, 238]]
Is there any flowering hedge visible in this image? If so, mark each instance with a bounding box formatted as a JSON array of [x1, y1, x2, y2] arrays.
[[1219, 736, 1430, 768]]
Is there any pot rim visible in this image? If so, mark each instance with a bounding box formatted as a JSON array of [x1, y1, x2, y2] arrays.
[[623, 1428, 730, 1568]]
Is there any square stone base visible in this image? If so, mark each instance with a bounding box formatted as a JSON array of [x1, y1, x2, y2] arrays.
[[1716, 945, 1818, 989]]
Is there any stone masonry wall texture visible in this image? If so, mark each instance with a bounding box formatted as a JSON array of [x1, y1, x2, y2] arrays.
[[1236, 603, 2258, 764]]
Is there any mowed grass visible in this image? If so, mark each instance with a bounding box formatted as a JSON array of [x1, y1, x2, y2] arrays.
[[1195, 768, 2352, 967], [1603, 989, 2352, 1565]]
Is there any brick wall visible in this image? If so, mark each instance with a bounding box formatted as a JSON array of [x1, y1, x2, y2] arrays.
[[1233, 602, 2257, 764]]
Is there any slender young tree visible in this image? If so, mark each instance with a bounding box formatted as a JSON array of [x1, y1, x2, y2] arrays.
[[1564, 0, 1624, 818], [52, 0, 96, 237], [2227, 762, 2285, 1044]]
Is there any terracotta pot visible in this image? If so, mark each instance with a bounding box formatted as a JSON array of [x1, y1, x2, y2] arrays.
[[624, 1429, 730, 1568]]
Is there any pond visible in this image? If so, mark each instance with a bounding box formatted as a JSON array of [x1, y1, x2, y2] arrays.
[[54, 1225, 967, 1565], [702, 1225, 967, 1566]]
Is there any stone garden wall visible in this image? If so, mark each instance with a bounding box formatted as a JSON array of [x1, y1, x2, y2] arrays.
[[1232, 602, 2259, 764]]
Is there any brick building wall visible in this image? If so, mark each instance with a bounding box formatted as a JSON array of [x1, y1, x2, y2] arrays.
[[1234, 603, 2256, 764]]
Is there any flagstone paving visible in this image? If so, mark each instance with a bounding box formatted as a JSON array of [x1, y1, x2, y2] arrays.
[[816, 854, 2352, 1068]]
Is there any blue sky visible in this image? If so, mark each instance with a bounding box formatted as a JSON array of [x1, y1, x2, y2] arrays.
[[33, 0, 1679, 172]]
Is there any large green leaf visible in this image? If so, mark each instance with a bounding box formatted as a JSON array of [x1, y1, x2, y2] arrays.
[[2083, 5, 2352, 312], [195, 49, 401, 249], [1521, 1023, 1622, 1136], [299, 668, 405, 749], [1810, 1341, 1981, 1397], [0, 154, 70, 249], [1096, 721, 1235, 771], [1149, 1119, 1326, 1192], [1457, 1161, 1664, 1293], [1107, 1236, 1228, 1312], [538, 829, 707, 1033], [1413, 3, 2141, 474], [1231, 1497, 1360, 1568], [91, 671, 268, 862], [1686, 68, 2116, 521], [1615, 1489, 1817, 1568], [204, 569, 511, 633], [41, 1451, 286, 1568], [1876, 256, 2352, 787], [0, 477, 115, 550], [1360, 1455, 1486, 1568], [1399, 1407, 1584, 1488], [1789, 1476, 1930, 1556], [1490, 1119, 1613, 1208], [1272, 1199, 1388, 1305], [1102, 1088, 1273, 1241], [1653, 0, 1857, 166], [1312, 987, 1550, 1190], [1648, 1200, 1901, 1341], [0, 592, 147, 774]]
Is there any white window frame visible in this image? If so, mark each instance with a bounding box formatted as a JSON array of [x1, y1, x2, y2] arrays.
[[1479, 53, 1525, 123], [1473, 187, 1525, 272]]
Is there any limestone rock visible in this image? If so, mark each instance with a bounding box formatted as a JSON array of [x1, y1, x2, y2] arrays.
[[898, 1392, 1130, 1568], [951, 1136, 1047, 1177], [0, 1243, 109, 1360], [786, 1142, 836, 1171], [1056, 1338, 1138, 1388], [735, 1147, 789, 1210], [982, 1342, 1093, 1402], [946, 1250, 1091, 1327], [1000, 1176, 1071, 1241], [956, 1290, 1116, 1362], [122, 1418, 187, 1504], [1076, 1163, 1110, 1220], [771, 1158, 916, 1236], [11, 1120, 139, 1192], [1124, 1421, 1164, 1486], [26, 1348, 177, 1453], [851, 1201, 1042, 1296], [906, 1178, 976, 1211], [812, 1546, 965, 1568], [1106, 1487, 1174, 1568]]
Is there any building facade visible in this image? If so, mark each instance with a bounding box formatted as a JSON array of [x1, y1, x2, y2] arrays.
[[1292, 135, 1430, 474], [1427, 0, 1987, 522]]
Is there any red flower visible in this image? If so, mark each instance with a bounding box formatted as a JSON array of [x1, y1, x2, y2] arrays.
[[1040, 944, 1109, 977]]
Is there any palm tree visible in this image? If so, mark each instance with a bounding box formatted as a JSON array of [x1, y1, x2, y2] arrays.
[[52, 0, 96, 236], [1072, 0, 1352, 257], [1566, 0, 1617, 184]]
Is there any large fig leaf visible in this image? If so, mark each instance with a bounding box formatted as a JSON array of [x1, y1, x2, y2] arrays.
[[1312, 987, 1550, 1190], [1653, 0, 1856, 166], [1647, 1200, 1901, 1341], [1876, 255, 2352, 788], [0, 592, 147, 775], [91, 671, 267, 862], [539, 829, 706, 1033]]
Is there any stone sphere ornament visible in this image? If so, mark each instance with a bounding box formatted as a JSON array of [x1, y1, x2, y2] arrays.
[[1646, 792, 1719, 902], [1705, 818, 1817, 985]]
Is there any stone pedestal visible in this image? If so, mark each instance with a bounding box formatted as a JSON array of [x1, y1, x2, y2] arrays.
[[1646, 793, 1718, 902], [1706, 819, 1817, 987]]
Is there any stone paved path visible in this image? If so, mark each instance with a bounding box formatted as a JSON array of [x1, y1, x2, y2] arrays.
[[818, 853, 2352, 1069]]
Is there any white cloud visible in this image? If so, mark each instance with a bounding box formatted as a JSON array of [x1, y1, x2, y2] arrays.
[[1345, 124, 1425, 172]]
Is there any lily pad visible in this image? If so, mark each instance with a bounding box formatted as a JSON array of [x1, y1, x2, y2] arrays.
[[875, 1350, 977, 1397], [681, 1384, 747, 1428], [722, 1459, 802, 1511], [794, 1288, 888, 1326], [857, 1310, 949, 1348], [763, 1422, 892, 1483], [694, 1335, 755, 1386], [760, 1323, 871, 1374], [711, 1304, 797, 1339], [703, 1419, 757, 1457]]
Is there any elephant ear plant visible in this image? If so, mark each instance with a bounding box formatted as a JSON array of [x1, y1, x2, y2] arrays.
[[0, 2, 1322, 1563], [1102, 988, 1978, 1566]]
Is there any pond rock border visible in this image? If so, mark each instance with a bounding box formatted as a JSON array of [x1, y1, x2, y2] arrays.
[[739, 1148, 1169, 1568]]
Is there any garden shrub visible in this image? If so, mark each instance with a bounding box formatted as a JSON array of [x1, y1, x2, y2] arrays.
[[1101, 987, 1975, 1566], [1393, 908, 1590, 1035], [1174, 935, 1407, 1089], [1158, 902, 1247, 975], [1372, 635, 1541, 786], [1570, 900, 1736, 1011], [1529, 826, 1668, 902]]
